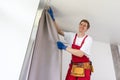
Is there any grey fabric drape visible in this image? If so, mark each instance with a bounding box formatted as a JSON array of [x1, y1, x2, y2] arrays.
[[20, 9, 62, 80]]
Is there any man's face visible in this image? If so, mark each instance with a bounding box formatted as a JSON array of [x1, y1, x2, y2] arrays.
[[79, 22, 88, 33]]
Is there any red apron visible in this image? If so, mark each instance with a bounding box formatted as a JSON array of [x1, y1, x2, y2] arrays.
[[65, 34, 91, 80]]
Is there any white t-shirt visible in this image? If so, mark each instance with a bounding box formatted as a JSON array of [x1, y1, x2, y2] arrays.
[[64, 32, 93, 55]]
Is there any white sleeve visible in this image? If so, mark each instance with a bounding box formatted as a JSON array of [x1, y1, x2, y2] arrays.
[[64, 32, 75, 45], [80, 36, 93, 55]]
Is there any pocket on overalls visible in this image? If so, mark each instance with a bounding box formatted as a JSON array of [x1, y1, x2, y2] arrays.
[[90, 61, 94, 72]]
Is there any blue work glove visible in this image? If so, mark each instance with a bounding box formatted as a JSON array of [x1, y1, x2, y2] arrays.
[[48, 7, 55, 21], [57, 41, 67, 50]]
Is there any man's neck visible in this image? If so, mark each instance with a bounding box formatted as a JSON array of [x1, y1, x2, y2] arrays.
[[77, 32, 85, 38]]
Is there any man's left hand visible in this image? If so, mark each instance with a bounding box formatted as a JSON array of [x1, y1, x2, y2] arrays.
[[57, 41, 67, 50]]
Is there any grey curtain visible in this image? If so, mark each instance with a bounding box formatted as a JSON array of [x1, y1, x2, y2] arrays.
[[20, 9, 62, 80]]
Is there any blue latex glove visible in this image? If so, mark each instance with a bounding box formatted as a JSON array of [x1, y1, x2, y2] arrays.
[[48, 7, 55, 21], [57, 41, 67, 50]]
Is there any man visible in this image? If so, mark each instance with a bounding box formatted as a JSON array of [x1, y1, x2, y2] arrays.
[[48, 7, 93, 80]]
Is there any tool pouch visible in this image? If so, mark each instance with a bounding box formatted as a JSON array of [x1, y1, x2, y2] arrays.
[[91, 65, 94, 72], [71, 64, 85, 77], [90, 62, 94, 72]]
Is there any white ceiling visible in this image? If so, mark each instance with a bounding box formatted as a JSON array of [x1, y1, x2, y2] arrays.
[[48, 0, 120, 44], [1, 0, 119, 44]]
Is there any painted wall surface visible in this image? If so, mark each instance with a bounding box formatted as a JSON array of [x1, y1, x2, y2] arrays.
[[0, 0, 39, 80], [62, 41, 116, 80]]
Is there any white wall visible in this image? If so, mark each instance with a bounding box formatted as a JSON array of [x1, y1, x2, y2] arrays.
[[0, 0, 39, 80], [62, 41, 116, 80]]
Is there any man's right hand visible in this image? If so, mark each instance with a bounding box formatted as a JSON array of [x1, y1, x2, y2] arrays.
[[48, 7, 55, 21]]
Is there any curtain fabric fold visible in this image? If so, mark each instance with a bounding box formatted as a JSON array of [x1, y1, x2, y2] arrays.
[[20, 9, 61, 80]]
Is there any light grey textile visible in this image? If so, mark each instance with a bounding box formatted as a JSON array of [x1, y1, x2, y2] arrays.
[[20, 9, 61, 80], [110, 44, 120, 80]]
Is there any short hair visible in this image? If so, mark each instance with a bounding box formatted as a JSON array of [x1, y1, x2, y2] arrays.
[[80, 19, 90, 29]]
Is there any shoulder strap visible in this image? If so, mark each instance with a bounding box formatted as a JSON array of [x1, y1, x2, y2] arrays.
[[80, 35, 88, 47], [73, 34, 77, 44]]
